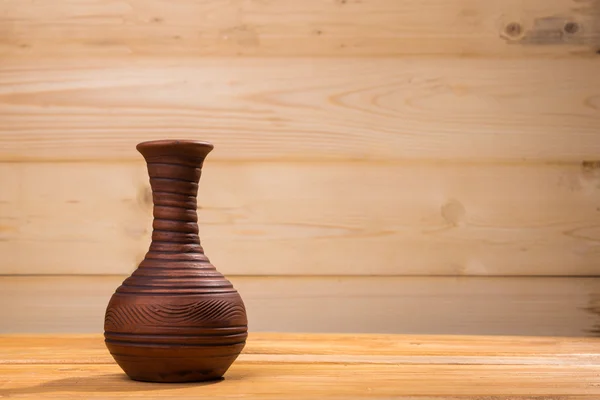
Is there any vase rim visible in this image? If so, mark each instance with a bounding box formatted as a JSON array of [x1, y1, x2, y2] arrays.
[[136, 140, 214, 160], [137, 139, 214, 149]]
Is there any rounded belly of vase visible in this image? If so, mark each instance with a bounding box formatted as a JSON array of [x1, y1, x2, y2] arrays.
[[103, 292, 248, 383]]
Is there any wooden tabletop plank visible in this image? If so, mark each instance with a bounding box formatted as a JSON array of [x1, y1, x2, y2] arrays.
[[1, 363, 599, 399], [2, 334, 598, 398], [2, 333, 600, 365]]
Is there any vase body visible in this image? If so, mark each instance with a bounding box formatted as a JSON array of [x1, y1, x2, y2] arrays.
[[104, 140, 247, 383]]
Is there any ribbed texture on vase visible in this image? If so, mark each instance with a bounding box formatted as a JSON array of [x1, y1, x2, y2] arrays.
[[117, 144, 233, 295], [104, 140, 246, 384]]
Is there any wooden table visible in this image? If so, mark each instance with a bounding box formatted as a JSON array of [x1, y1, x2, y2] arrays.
[[1, 333, 599, 399]]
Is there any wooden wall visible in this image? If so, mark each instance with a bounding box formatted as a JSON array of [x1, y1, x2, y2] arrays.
[[1, 0, 599, 335]]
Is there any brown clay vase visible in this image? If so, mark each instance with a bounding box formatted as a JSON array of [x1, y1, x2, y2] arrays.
[[104, 139, 248, 383]]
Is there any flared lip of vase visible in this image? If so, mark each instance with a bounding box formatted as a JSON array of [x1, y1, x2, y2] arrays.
[[136, 139, 214, 160]]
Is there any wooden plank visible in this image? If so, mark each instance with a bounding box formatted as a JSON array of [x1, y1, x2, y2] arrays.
[[2, 162, 600, 276], [1, 58, 599, 162], [0, 276, 598, 337], [1, 0, 599, 58], [1, 363, 599, 399], [3, 333, 600, 365], [2, 334, 599, 399]]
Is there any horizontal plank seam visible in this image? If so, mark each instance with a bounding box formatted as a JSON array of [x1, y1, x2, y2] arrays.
[[2, 274, 600, 278], [0, 159, 597, 166], [2, 356, 600, 366]]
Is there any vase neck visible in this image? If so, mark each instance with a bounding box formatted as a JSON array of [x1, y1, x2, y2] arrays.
[[144, 155, 208, 261], [115, 140, 235, 294]]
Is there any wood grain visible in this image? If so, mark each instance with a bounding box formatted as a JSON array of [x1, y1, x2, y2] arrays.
[[1, 276, 598, 337], [3, 363, 599, 399], [4, 333, 600, 364], [1, 58, 599, 162], [1, 333, 599, 399], [1, 0, 599, 58], [2, 162, 600, 276]]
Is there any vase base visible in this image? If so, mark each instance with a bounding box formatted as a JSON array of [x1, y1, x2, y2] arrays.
[[106, 341, 245, 383], [125, 369, 226, 383]]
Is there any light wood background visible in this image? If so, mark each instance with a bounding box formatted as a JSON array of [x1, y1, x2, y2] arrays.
[[1, 0, 599, 335]]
